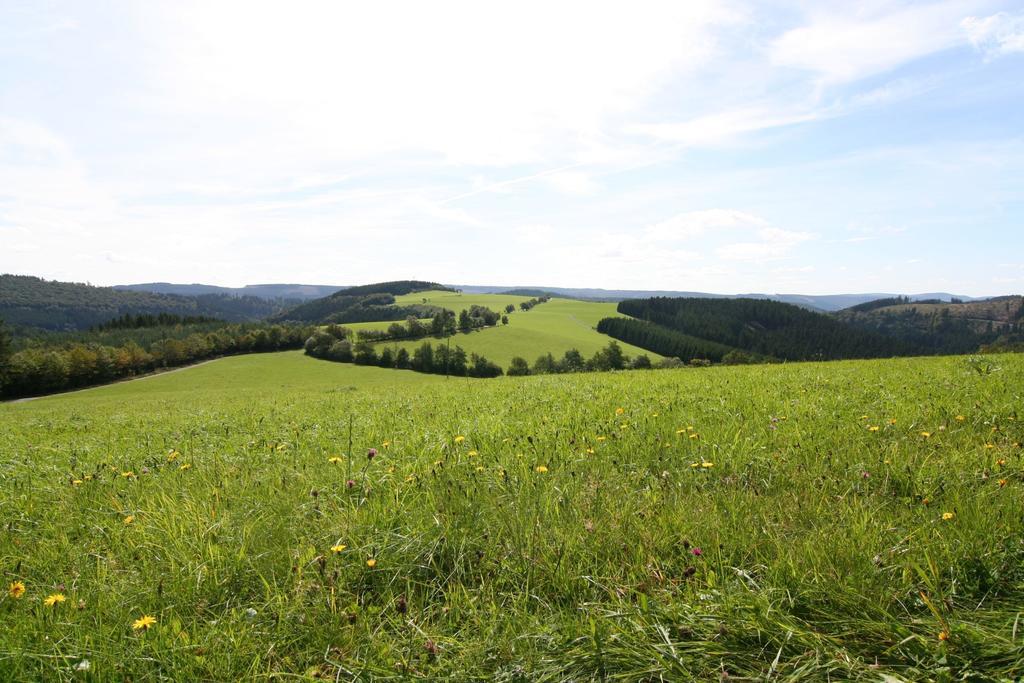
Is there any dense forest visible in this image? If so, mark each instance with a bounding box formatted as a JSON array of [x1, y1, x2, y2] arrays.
[[596, 317, 740, 363], [616, 297, 915, 361], [0, 274, 288, 332], [270, 281, 452, 324]]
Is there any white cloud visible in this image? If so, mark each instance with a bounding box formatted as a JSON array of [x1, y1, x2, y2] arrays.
[[769, 2, 972, 83], [962, 11, 1024, 57], [716, 227, 814, 261], [544, 171, 600, 196], [645, 209, 768, 241]]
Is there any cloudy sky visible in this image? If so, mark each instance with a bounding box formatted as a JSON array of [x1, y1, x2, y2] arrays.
[[1, 1, 1022, 294]]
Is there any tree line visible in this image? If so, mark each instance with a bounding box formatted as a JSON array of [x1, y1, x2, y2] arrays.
[[304, 326, 503, 377], [91, 312, 223, 331], [506, 341, 653, 376], [0, 318, 311, 399]]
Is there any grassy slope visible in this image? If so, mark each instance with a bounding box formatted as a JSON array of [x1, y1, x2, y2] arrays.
[[377, 290, 659, 366], [1, 351, 1022, 679]]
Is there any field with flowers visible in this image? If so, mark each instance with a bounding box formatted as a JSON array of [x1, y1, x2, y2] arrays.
[[1, 350, 1022, 680]]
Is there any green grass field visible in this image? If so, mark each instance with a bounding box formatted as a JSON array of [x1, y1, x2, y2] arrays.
[[1, 351, 1022, 680], [377, 291, 658, 367]]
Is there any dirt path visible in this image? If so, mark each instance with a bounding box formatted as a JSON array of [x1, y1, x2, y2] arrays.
[[7, 358, 221, 404]]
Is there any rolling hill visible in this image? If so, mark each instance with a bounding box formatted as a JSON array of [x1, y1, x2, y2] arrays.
[[363, 290, 660, 367], [271, 280, 453, 324]]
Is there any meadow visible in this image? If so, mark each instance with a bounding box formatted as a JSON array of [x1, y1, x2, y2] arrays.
[[376, 291, 657, 367], [0, 350, 1022, 680]]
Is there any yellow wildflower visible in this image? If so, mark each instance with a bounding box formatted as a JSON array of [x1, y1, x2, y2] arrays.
[[585, 448, 595, 455], [476, 466, 484, 472], [121, 471, 135, 478], [366, 558, 377, 568], [330, 544, 346, 554], [998, 478, 1007, 488], [535, 465, 548, 473], [467, 450, 478, 457], [132, 615, 157, 631], [955, 415, 966, 422], [615, 407, 625, 415], [596, 436, 607, 442], [167, 450, 179, 462], [938, 630, 949, 642], [942, 512, 954, 521], [179, 463, 192, 471], [868, 426, 880, 432], [689, 433, 699, 439], [701, 461, 714, 468], [382, 440, 391, 448], [8, 581, 25, 599], [454, 435, 465, 443], [328, 456, 343, 464], [44, 593, 65, 607], [72, 480, 83, 486], [920, 432, 931, 438], [123, 515, 135, 525]]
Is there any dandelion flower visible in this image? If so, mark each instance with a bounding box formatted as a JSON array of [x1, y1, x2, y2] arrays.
[[998, 478, 1007, 488], [615, 407, 625, 415], [44, 593, 66, 607], [72, 479, 83, 486], [454, 435, 465, 443], [382, 440, 391, 448], [585, 448, 595, 455], [167, 450, 179, 462], [689, 433, 699, 439], [328, 456, 343, 464], [938, 630, 950, 641], [955, 415, 966, 422], [179, 463, 192, 471], [475, 466, 484, 472], [920, 432, 931, 438], [330, 544, 346, 554], [942, 512, 955, 521], [596, 436, 607, 442], [366, 558, 377, 568], [676, 429, 687, 435], [121, 471, 135, 478], [984, 443, 995, 449], [8, 581, 25, 599], [123, 515, 135, 525], [701, 461, 714, 468], [867, 426, 880, 432], [535, 465, 548, 473], [467, 450, 478, 457], [132, 615, 157, 631]]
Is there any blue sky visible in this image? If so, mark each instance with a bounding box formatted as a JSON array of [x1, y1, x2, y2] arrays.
[[1, 0, 1022, 295]]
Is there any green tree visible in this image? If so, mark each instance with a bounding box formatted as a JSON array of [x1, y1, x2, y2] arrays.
[[507, 356, 530, 376]]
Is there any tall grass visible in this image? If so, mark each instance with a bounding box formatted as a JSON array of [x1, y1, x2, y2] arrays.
[[0, 352, 1021, 680]]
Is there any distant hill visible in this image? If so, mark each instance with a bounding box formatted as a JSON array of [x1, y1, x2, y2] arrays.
[[451, 286, 984, 311], [602, 297, 917, 362], [116, 280, 989, 311], [115, 282, 345, 301], [0, 274, 285, 333], [835, 295, 1024, 354], [271, 281, 452, 324]]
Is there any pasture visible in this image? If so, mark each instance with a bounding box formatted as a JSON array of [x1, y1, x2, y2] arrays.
[[377, 291, 658, 367], [0, 351, 1022, 680]]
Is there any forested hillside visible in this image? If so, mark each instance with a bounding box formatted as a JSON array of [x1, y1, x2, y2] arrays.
[[0, 275, 285, 332], [611, 297, 914, 361], [835, 295, 1024, 354], [271, 280, 452, 324]]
